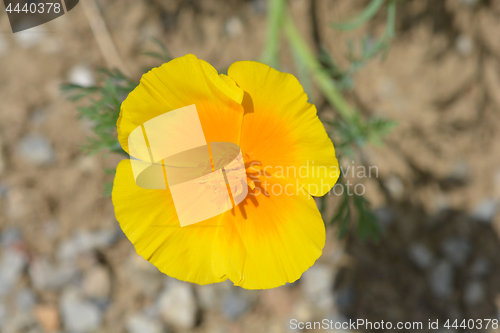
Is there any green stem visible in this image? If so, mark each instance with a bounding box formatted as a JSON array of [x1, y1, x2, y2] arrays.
[[260, 0, 286, 69], [283, 12, 356, 122], [331, 0, 386, 31]]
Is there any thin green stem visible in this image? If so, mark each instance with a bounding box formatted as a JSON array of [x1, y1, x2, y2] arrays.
[[331, 0, 386, 31], [260, 0, 286, 68], [283, 12, 356, 122]]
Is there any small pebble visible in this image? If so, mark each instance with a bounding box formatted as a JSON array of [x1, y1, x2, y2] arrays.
[[0, 228, 22, 248], [6, 189, 27, 219], [16, 289, 36, 311], [158, 279, 197, 330], [225, 17, 244, 38], [13, 26, 46, 49], [429, 261, 454, 299], [43, 220, 59, 239], [301, 264, 335, 301], [374, 206, 395, 230], [442, 237, 471, 266], [34, 304, 61, 333], [464, 280, 485, 306], [301, 264, 336, 311], [68, 64, 95, 88], [292, 300, 314, 322], [470, 257, 490, 278], [29, 258, 78, 290], [77, 155, 99, 175], [447, 159, 469, 183], [455, 35, 474, 56], [251, 0, 267, 13], [0, 249, 27, 297], [60, 288, 102, 333], [459, 0, 478, 6], [409, 243, 434, 269], [471, 199, 498, 223], [126, 252, 163, 296], [385, 175, 404, 200], [3, 310, 36, 333], [58, 229, 120, 262], [221, 291, 251, 319], [17, 135, 55, 166], [83, 265, 111, 301], [127, 314, 163, 333]]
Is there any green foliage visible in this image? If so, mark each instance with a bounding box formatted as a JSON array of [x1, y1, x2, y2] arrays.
[[62, 41, 175, 196], [328, 114, 397, 157], [331, 0, 386, 31], [142, 37, 173, 63], [62, 69, 137, 197], [61, 69, 137, 155], [260, 0, 286, 69], [102, 168, 117, 196], [262, 0, 398, 240], [345, 0, 397, 66], [328, 181, 380, 241]]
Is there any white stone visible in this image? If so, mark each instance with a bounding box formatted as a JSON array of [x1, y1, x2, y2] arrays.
[[68, 64, 95, 88], [60, 288, 102, 333], [16, 289, 36, 311], [29, 258, 78, 290], [292, 300, 314, 322], [225, 17, 243, 38], [17, 135, 55, 166], [126, 252, 163, 296], [13, 26, 46, 49], [300, 264, 335, 310], [83, 265, 111, 301], [58, 229, 120, 262], [157, 279, 197, 330], [385, 175, 404, 200], [0, 249, 27, 296], [127, 314, 163, 333], [455, 35, 474, 56], [471, 199, 498, 223]]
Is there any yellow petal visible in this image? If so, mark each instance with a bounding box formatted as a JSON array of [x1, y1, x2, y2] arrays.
[[112, 159, 227, 285], [214, 177, 326, 289], [228, 61, 339, 196], [118, 54, 244, 154]]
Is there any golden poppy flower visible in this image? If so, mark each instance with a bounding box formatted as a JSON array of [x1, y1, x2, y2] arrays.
[[112, 54, 339, 289]]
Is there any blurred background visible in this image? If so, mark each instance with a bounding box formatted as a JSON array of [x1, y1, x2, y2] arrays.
[[1, 0, 500, 332]]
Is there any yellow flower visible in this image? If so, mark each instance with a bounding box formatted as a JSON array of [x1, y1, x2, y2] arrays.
[[112, 54, 339, 289]]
